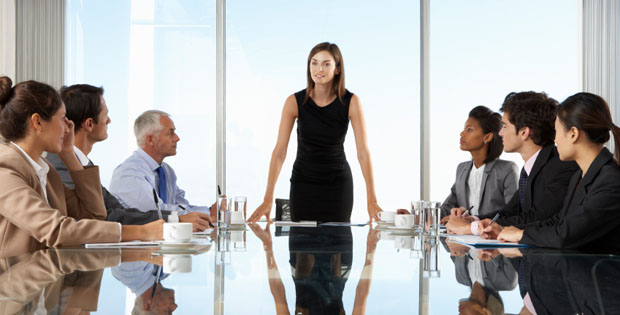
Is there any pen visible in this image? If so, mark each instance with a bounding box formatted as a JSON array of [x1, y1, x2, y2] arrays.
[[217, 185, 222, 196], [151, 265, 162, 299], [152, 189, 163, 221], [461, 205, 474, 217], [489, 212, 500, 225]]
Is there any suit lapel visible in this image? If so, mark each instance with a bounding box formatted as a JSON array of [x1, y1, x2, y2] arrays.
[[478, 160, 495, 209], [457, 161, 472, 208], [525, 145, 553, 210]]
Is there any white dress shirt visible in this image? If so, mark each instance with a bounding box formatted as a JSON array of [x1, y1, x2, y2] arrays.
[[467, 163, 485, 216], [11, 142, 50, 204]]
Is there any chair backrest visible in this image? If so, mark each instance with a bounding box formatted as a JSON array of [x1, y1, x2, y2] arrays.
[[275, 198, 291, 221]]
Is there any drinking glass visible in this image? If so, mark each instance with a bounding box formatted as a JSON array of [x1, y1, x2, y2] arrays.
[[233, 196, 247, 222], [422, 201, 441, 236], [217, 196, 231, 229]]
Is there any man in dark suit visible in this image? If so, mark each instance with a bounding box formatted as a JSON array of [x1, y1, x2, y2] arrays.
[[48, 84, 212, 229], [447, 91, 578, 235]]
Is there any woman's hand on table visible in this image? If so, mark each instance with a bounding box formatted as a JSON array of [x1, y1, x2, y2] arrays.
[[367, 202, 382, 222], [248, 200, 273, 223]]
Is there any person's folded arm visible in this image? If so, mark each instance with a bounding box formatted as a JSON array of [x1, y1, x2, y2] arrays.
[[521, 185, 620, 249]]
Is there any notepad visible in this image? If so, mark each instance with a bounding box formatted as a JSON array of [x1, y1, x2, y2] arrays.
[[319, 222, 368, 227], [275, 221, 317, 227], [448, 235, 529, 248], [83, 241, 159, 248]]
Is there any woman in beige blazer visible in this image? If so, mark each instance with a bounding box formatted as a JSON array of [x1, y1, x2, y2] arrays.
[[0, 77, 162, 258]]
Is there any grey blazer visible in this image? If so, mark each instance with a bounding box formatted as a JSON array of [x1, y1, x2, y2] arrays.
[[440, 159, 519, 218], [46, 153, 170, 225]]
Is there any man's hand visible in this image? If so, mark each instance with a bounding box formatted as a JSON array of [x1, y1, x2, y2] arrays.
[[479, 219, 504, 239], [497, 226, 524, 243], [446, 216, 474, 235], [179, 212, 212, 232]]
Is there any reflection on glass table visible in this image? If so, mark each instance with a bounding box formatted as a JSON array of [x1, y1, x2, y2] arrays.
[[2, 226, 620, 314]]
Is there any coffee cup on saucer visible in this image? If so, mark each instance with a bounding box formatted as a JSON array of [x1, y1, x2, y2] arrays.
[[163, 254, 192, 273], [378, 211, 396, 223], [394, 236, 414, 249], [163, 222, 193, 242], [395, 214, 415, 229]]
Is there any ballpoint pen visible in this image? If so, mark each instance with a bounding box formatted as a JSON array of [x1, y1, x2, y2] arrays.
[[489, 212, 500, 225], [217, 185, 222, 196], [150, 265, 162, 300], [461, 205, 474, 217], [152, 189, 163, 221]]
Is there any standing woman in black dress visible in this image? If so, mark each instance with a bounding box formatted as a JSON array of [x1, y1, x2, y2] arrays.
[[248, 42, 382, 223]]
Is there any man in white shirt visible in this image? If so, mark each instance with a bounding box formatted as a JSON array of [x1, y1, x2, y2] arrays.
[[109, 110, 218, 224], [47, 84, 212, 231]]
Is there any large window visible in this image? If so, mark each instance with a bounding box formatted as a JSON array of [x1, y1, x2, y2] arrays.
[[428, 1, 580, 313], [66, 1, 216, 313], [226, 1, 421, 223]]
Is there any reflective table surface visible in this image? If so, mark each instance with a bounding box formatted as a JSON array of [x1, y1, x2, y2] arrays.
[[1, 224, 619, 314]]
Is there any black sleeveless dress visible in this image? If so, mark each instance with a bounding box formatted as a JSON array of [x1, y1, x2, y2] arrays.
[[289, 89, 354, 222]]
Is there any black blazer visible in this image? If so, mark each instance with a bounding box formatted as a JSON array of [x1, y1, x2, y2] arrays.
[[491, 145, 578, 227], [46, 153, 169, 225], [521, 148, 620, 251]]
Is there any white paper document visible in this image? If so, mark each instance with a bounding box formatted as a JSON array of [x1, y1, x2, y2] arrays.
[[448, 235, 529, 247], [83, 241, 158, 248], [275, 221, 317, 227]]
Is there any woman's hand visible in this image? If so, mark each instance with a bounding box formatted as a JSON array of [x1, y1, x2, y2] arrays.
[[249, 223, 273, 250], [142, 219, 165, 241], [248, 200, 273, 223], [367, 202, 382, 222]]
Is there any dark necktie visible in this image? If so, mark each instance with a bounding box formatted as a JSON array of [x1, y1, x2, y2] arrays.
[[519, 167, 528, 211], [156, 166, 167, 203]]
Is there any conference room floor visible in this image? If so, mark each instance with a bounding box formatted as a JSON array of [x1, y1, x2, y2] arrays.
[[1, 224, 618, 314]]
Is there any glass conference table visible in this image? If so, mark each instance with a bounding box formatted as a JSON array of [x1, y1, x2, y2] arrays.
[[1, 224, 619, 314]]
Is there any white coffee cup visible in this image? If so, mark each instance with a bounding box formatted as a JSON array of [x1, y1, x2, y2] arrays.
[[230, 211, 245, 224], [395, 214, 415, 228], [378, 231, 396, 240], [163, 254, 192, 273], [395, 236, 413, 249], [163, 222, 193, 242], [378, 211, 396, 223]]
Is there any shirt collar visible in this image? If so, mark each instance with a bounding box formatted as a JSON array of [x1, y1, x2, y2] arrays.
[[137, 148, 161, 171], [523, 148, 542, 175], [73, 146, 90, 166], [10, 141, 50, 179]]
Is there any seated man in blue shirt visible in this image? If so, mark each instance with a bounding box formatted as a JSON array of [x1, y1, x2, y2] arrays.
[[109, 110, 216, 223], [48, 84, 212, 231]]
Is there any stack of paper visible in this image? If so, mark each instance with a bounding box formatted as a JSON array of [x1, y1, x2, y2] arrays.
[[83, 241, 158, 248], [274, 221, 317, 227], [448, 235, 529, 248]]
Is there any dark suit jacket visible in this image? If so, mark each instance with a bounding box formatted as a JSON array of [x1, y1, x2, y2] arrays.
[[520, 148, 620, 251], [47, 153, 169, 225], [523, 252, 620, 315], [490, 145, 578, 227]]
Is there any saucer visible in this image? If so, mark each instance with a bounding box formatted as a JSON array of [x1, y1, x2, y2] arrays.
[[377, 220, 395, 226], [156, 240, 197, 248]]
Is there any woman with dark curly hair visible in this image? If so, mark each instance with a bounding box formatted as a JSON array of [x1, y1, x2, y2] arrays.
[[442, 106, 519, 234]]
